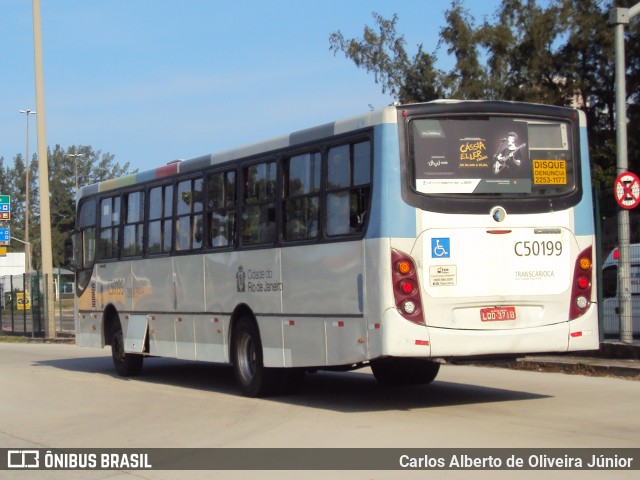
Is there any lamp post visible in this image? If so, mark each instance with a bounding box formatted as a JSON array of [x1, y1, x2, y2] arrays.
[[609, 2, 640, 344], [18, 109, 36, 286], [67, 153, 84, 194]]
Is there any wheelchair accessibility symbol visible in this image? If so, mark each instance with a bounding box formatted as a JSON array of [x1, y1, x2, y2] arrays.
[[431, 238, 450, 258]]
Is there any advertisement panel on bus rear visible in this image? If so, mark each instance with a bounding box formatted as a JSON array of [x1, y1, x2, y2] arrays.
[[413, 117, 531, 194]]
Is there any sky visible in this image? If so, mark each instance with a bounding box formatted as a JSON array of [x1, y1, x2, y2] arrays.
[[1, 0, 504, 174]]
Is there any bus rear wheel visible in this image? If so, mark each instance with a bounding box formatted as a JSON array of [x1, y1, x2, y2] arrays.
[[231, 317, 282, 397], [110, 317, 143, 377], [371, 357, 440, 386]]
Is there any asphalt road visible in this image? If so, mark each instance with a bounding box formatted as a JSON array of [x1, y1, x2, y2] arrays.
[[0, 342, 639, 480]]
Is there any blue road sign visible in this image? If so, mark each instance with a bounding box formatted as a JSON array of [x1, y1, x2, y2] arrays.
[[0, 227, 9, 245]]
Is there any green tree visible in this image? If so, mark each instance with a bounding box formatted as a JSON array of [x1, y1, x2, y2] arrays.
[[2, 146, 134, 269], [3, 152, 38, 268], [329, 0, 640, 190], [439, 0, 487, 99], [329, 13, 445, 102]]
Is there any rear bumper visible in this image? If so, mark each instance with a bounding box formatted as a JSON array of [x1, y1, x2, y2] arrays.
[[381, 304, 599, 358]]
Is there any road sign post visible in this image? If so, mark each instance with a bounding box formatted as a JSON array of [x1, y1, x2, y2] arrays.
[[610, 3, 640, 344]]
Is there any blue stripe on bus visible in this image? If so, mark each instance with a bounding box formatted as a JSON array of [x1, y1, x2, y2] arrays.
[[366, 123, 416, 239], [574, 126, 595, 236]]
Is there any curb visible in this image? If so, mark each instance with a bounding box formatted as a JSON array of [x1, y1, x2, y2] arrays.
[[515, 355, 640, 380]]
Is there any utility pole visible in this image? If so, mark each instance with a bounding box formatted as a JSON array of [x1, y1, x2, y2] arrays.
[[31, 0, 55, 338], [609, 2, 640, 344]]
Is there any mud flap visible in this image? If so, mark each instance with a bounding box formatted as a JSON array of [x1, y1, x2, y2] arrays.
[[124, 315, 148, 354]]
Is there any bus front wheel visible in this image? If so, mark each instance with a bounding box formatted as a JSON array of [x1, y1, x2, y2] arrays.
[[231, 317, 283, 397], [371, 357, 440, 386], [110, 317, 143, 377]]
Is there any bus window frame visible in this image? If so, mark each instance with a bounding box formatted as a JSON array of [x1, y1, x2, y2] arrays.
[[206, 167, 238, 250], [75, 129, 375, 269], [146, 182, 174, 256]]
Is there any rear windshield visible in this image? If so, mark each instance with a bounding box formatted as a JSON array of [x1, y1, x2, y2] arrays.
[[410, 116, 575, 198]]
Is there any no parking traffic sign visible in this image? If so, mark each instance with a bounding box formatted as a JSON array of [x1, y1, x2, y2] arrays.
[[614, 171, 640, 209]]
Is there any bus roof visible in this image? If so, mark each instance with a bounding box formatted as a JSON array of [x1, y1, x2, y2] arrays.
[[77, 99, 582, 200], [78, 105, 399, 199]]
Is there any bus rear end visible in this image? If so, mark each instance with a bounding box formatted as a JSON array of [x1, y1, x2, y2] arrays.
[[385, 101, 598, 359]]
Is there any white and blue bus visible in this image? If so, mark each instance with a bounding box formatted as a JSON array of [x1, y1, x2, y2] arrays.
[[70, 100, 598, 396]]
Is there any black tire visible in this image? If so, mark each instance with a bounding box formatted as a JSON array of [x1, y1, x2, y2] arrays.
[[111, 317, 143, 377], [231, 317, 282, 397], [371, 357, 440, 386]]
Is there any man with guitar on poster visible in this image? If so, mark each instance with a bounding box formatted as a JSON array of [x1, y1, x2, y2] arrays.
[[493, 131, 526, 175]]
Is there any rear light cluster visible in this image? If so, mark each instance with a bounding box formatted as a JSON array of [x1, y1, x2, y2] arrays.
[[391, 249, 424, 325], [569, 246, 593, 320]]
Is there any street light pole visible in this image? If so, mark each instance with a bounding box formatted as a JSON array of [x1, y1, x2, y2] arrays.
[[609, 3, 640, 344], [18, 109, 36, 287], [67, 153, 84, 194]]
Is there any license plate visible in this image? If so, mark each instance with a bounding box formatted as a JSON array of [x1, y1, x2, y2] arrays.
[[480, 306, 516, 322]]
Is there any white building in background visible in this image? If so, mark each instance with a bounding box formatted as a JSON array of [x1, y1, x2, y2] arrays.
[[0, 252, 27, 293]]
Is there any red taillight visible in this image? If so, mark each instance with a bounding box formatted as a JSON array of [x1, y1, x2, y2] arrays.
[[613, 248, 620, 260], [400, 280, 415, 294], [569, 246, 593, 320], [391, 249, 424, 325]]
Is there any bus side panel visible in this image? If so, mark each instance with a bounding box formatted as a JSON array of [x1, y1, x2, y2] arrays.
[[96, 262, 131, 313], [205, 249, 284, 367], [174, 316, 196, 360], [131, 258, 178, 358], [193, 315, 228, 363], [205, 250, 282, 313], [366, 120, 423, 361], [131, 258, 174, 312], [173, 256, 206, 360], [574, 122, 595, 238], [174, 256, 205, 313], [76, 277, 103, 348], [149, 313, 177, 358], [324, 317, 367, 366], [281, 243, 363, 315], [361, 238, 392, 360], [76, 312, 104, 348], [281, 317, 325, 367], [281, 242, 366, 367], [367, 123, 416, 240]]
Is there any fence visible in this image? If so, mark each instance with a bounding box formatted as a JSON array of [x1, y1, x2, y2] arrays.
[[0, 272, 75, 337]]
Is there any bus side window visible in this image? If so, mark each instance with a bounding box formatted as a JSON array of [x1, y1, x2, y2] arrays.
[[82, 227, 96, 269], [74, 197, 96, 294], [242, 161, 277, 245], [207, 170, 236, 248], [326, 140, 371, 236], [99, 196, 120, 259], [123, 190, 144, 257], [284, 152, 320, 241], [175, 177, 203, 251], [148, 184, 173, 254], [75, 198, 96, 270]]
